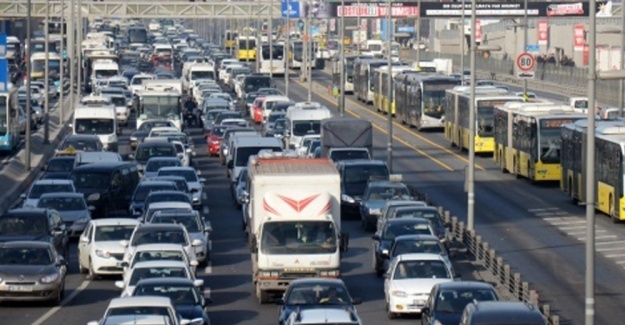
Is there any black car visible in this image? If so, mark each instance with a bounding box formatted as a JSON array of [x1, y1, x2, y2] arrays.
[[371, 218, 435, 276], [132, 277, 210, 325], [129, 120, 178, 150], [277, 278, 361, 325], [41, 156, 76, 180], [71, 162, 140, 218], [129, 182, 180, 217], [390, 206, 451, 249], [422, 281, 499, 325], [57, 134, 104, 153], [0, 208, 69, 259], [336, 159, 389, 218]]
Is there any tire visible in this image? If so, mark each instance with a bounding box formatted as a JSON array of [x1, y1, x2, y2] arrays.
[[88, 259, 98, 280], [387, 303, 397, 319], [49, 281, 64, 306]]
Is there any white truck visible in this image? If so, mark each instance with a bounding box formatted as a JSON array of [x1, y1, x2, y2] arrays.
[[184, 64, 217, 95], [245, 154, 348, 303], [285, 102, 333, 150]]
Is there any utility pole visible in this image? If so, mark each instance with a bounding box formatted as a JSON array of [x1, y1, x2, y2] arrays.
[[269, 11, 274, 79], [76, 0, 82, 98], [285, 2, 290, 97], [620, 1, 625, 117], [460, 0, 465, 84], [43, 0, 50, 144], [522, 0, 528, 95], [385, 0, 393, 172], [467, 0, 477, 231], [356, 0, 361, 54], [25, 0, 32, 171], [69, 0, 75, 111], [60, 0, 65, 122], [338, 0, 345, 116], [307, 12, 313, 102]]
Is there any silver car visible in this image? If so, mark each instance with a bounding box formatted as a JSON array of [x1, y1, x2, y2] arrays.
[[36, 192, 92, 237], [156, 167, 206, 209], [149, 210, 211, 265]]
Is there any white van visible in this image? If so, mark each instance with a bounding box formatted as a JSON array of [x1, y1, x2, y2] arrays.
[[227, 136, 283, 186], [285, 102, 333, 150], [73, 105, 118, 152]]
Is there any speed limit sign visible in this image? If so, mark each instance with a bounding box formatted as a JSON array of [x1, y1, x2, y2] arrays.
[[516, 52, 535, 79]]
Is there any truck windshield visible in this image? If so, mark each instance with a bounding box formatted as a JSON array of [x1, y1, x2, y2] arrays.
[[330, 150, 369, 162], [261, 221, 337, 254]]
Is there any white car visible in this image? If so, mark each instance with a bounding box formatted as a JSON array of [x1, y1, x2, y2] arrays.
[[115, 260, 202, 297], [142, 201, 194, 223], [21, 179, 76, 208], [156, 167, 206, 208], [149, 210, 211, 265], [78, 218, 140, 278], [120, 223, 203, 269], [221, 118, 249, 128], [124, 243, 199, 275], [170, 140, 192, 167], [87, 296, 199, 325], [148, 126, 181, 138], [384, 253, 456, 318], [297, 134, 321, 157]]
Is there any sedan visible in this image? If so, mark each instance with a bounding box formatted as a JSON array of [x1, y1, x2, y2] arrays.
[[0, 241, 68, 304], [421, 281, 499, 325], [149, 210, 211, 265], [129, 119, 178, 150], [132, 277, 211, 325], [382, 234, 453, 275], [143, 157, 182, 180], [359, 181, 412, 231], [115, 260, 201, 297], [21, 179, 76, 208], [124, 243, 198, 273], [156, 167, 206, 209], [87, 296, 198, 325], [36, 192, 92, 237]]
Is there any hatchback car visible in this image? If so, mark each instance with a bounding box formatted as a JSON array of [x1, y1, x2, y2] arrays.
[[36, 192, 92, 237], [115, 260, 201, 297], [422, 281, 499, 325], [206, 125, 231, 156], [360, 181, 412, 231]]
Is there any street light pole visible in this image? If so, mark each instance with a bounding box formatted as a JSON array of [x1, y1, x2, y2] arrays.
[[386, 0, 393, 173], [285, 2, 290, 97], [620, 1, 625, 117], [467, 0, 477, 232], [77, 0, 82, 98], [60, 0, 65, 122], [338, 0, 345, 117], [43, 0, 50, 144], [415, 0, 421, 64], [356, 0, 361, 54], [522, 0, 528, 95], [269, 9, 274, 79], [585, 2, 597, 325], [460, 0, 465, 84], [69, 0, 74, 111], [307, 11, 313, 101], [25, 0, 32, 171]]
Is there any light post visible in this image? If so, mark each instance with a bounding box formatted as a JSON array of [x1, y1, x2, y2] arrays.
[[356, 0, 361, 54], [386, 0, 392, 172], [25, 0, 32, 171], [467, 0, 502, 232], [43, 0, 50, 144], [307, 5, 314, 101], [77, 0, 82, 98], [59, 0, 64, 122], [269, 6, 274, 79], [522, 0, 528, 95], [285, 1, 290, 97], [415, 0, 421, 64], [459, 0, 465, 84], [338, 0, 345, 116]]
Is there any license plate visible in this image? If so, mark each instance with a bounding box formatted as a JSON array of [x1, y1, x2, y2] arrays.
[[8, 285, 33, 292]]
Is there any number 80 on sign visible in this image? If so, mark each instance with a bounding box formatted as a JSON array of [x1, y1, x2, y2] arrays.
[[516, 52, 536, 72]]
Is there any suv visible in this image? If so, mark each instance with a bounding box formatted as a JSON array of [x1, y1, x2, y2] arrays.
[[460, 301, 546, 325], [0, 208, 69, 259], [336, 160, 389, 219]]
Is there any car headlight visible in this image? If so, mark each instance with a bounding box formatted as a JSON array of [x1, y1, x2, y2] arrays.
[[369, 208, 381, 215], [130, 136, 138, 142], [341, 194, 355, 204], [95, 249, 111, 259], [391, 290, 407, 298], [40, 273, 60, 284], [87, 193, 100, 201]]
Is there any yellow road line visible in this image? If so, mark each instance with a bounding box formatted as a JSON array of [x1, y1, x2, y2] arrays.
[[296, 79, 486, 171]]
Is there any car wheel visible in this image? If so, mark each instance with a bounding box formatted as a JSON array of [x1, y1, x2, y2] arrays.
[[387, 303, 397, 319], [78, 259, 88, 274], [88, 258, 98, 280], [50, 281, 64, 306]]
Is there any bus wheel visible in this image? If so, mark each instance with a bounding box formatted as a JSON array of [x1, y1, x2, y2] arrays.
[[610, 195, 619, 223], [569, 180, 578, 204], [500, 151, 508, 173], [514, 159, 521, 179]]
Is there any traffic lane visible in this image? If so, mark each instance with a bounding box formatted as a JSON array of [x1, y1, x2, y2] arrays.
[[291, 74, 625, 324]]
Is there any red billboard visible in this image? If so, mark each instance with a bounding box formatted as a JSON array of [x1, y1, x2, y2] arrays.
[[574, 24, 585, 52], [537, 19, 548, 45]]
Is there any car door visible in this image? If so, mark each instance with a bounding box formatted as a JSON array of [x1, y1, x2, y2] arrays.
[[78, 222, 93, 269], [49, 210, 67, 256]]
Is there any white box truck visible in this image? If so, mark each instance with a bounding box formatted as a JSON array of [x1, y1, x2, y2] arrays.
[[245, 154, 348, 303]]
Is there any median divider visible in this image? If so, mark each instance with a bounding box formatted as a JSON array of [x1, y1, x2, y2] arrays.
[[0, 92, 75, 214]]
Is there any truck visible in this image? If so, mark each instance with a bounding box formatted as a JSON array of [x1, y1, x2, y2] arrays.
[[285, 102, 332, 150], [245, 153, 348, 303], [320, 117, 373, 159]]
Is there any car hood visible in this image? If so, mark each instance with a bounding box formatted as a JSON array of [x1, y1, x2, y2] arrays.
[[390, 278, 454, 295], [0, 264, 56, 277], [0, 234, 50, 243], [175, 305, 206, 320], [130, 131, 149, 139], [94, 241, 127, 255], [59, 210, 90, 222], [281, 304, 353, 322]]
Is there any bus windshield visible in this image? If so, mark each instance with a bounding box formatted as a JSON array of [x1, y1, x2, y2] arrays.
[[262, 45, 284, 60], [539, 118, 580, 163], [239, 39, 256, 50], [74, 118, 115, 135], [142, 96, 180, 119], [32, 59, 61, 75], [422, 81, 459, 119]]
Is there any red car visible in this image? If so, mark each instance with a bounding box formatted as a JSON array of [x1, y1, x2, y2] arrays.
[[252, 97, 266, 124], [207, 125, 230, 156]]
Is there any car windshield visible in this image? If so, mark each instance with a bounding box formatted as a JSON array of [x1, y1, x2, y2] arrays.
[[393, 260, 450, 279], [135, 145, 176, 161], [343, 165, 389, 195], [134, 284, 200, 306], [29, 184, 74, 199], [37, 197, 86, 211], [392, 239, 445, 257], [0, 247, 52, 265], [132, 251, 185, 267], [151, 216, 200, 232], [366, 186, 411, 201], [383, 222, 433, 240], [74, 118, 115, 135], [261, 221, 336, 254], [129, 267, 188, 286], [395, 210, 444, 228], [434, 289, 498, 313], [146, 193, 190, 206], [292, 120, 321, 137], [60, 139, 99, 151], [0, 215, 47, 236], [146, 159, 181, 172], [286, 283, 351, 306], [133, 184, 177, 202], [131, 229, 188, 246], [46, 158, 75, 172], [139, 121, 174, 131], [106, 306, 171, 319], [157, 169, 197, 182], [71, 171, 109, 189], [94, 225, 135, 241]]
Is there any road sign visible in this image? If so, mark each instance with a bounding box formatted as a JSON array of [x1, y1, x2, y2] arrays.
[[297, 19, 305, 32], [526, 44, 540, 53], [516, 52, 536, 79], [0, 34, 6, 57], [0, 58, 8, 91], [281, 0, 302, 19]]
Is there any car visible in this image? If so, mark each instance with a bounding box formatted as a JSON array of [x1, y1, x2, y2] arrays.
[[378, 200, 429, 231], [219, 127, 258, 165], [221, 118, 249, 128], [149, 210, 211, 265], [130, 120, 179, 150], [0, 208, 69, 258], [273, 118, 288, 140], [151, 175, 192, 198], [121, 223, 204, 269], [372, 218, 436, 276], [115, 260, 201, 297], [172, 140, 193, 167], [233, 167, 247, 209], [214, 111, 243, 127], [41, 156, 76, 180], [73, 151, 123, 167], [143, 157, 183, 180], [360, 181, 412, 231], [285, 308, 362, 325], [131, 141, 178, 174], [21, 179, 76, 208], [124, 243, 199, 273], [263, 111, 286, 136], [201, 109, 229, 133], [87, 296, 199, 325], [78, 218, 140, 278], [206, 125, 230, 156], [297, 134, 321, 157], [155, 167, 206, 209], [421, 281, 499, 325], [36, 192, 92, 237], [0, 241, 68, 304], [382, 234, 453, 275], [388, 206, 452, 248], [144, 191, 194, 213], [148, 126, 181, 138], [459, 301, 546, 325], [277, 278, 361, 325], [131, 277, 211, 325], [142, 202, 194, 224], [305, 140, 321, 158], [384, 253, 457, 319], [57, 134, 104, 154], [336, 160, 390, 219], [128, 180, 179, 217]]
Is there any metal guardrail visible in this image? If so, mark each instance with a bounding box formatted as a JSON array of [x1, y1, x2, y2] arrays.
[[407, 187, 562, 325]]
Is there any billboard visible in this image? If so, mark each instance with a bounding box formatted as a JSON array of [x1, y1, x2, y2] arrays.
[[537, 19, 549, 45], [574, 24, 585, 52], [337, 4, 419, 18], [419, 1, 612, 18]]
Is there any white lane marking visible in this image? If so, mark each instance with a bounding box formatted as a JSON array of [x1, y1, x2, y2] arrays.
[[559, 225, 587, 230], [545, 219, 586, 225], [595, 235, 619, 240], [204, 261, 212, 274], [616, 260, 625, 265], [31, 279, 91, 325], [596, 240, 625, 245], [597, 247, 625, 252], [605, 254, 625, 258]]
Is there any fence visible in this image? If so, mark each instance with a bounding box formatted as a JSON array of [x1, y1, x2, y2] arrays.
[[401, 49, 624, 107], [408, 187, 562, 325]]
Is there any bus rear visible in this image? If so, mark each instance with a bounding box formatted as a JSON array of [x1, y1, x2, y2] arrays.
[[237, 36, 257, 61], [259, 44, 285, 75], [0, 90, 20, 153]]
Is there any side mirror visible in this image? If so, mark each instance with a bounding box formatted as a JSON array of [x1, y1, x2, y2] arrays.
[[381, 249, 389, 258], [192, 239, 204, 247], [421, 307, 430, 315], [275, 298, 284, 305], [226, 160, 234, 169], [80, 236, 90, 243], [193, 279, 205, 287], [371, 234, 381, 241], [114, 281, 125, 289], [20, 193, 26, 200], [352, 298, 362, 305], [190, 260, 199, 267], [119, 240, 129, 248]]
